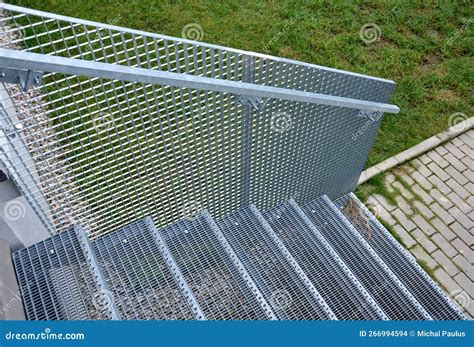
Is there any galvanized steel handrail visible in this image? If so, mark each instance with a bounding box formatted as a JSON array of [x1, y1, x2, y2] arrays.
[[0, 48, 400, 114]]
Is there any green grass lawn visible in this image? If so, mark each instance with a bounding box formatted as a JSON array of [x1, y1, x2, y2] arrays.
[[10, 0, 473, 167]]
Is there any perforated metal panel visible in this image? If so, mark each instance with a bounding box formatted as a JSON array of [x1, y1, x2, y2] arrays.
[[335, 193, 466, 320], [218, 205, 335, 320], [91, 217, 204, 320], [0, 4, 396, 239], [159, 212, 273, 320], [12, 227, 111, 320], [302, 196, 431, 320], [247, 103, 383, 208], [263, 200, 387, 320]]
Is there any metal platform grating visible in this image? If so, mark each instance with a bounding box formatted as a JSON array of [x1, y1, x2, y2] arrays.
[[302, 196, 431, 320], [91, 217, 201, 320], [159, 212, 271, 320], [218, 205, 335, 320], [12, 227, 110, 320], [335, 193, 466, 320], [263, 200, 387, 320]]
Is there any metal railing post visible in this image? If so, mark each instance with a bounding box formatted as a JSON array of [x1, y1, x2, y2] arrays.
[[0, 90, 55, 236], [240, 55, 256, 206]]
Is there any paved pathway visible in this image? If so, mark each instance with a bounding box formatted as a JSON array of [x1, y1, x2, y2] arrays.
[[365, 129, 473, 318]]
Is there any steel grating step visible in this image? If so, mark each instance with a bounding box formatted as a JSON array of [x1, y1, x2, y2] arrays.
[[14, 196, 464, 321], [159, 211, 275, 320], [263, 200, 387, 320], [334, 193, 467, 320], [91, 217, 204, 320], [302, 195, 432, 320], [12, 226, 115, 320], [217, 205, 336, 320]]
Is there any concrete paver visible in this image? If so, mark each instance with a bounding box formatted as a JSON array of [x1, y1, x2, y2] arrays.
[[365, 133, 473, 319]]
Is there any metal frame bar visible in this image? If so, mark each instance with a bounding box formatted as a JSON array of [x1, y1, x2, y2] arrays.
[[145, 216, 207, 320], [239, 55, 255, 206], [74, 225, 121, 320], [0, 49, 400, 114]]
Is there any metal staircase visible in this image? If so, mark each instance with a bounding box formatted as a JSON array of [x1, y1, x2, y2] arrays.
[[12, 195, 466, 320], [0, 4, 466, 321]]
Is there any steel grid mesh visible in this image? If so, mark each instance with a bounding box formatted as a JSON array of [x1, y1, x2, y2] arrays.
[[335, 193, 466, 320], [159, 212, 270, 320], [218, 206, 334, 320], [302, 196, 431, 320], [263, 201, 386, 320], [247, 102, 382, 208], [0, 4, 395, 239], [12, 227, 109, 320], [91, 218, 201, 320]]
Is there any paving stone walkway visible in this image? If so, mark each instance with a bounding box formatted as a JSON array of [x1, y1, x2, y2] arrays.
[[365, 129, 473, 319]]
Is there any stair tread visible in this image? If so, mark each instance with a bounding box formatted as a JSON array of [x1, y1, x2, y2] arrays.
[[91, 218, 198, 320], [263, 200, 386, 320], [159, 212, 271, 320], [335, 193, 466, 320], [12, 227, 108, 320], [218, 205, 334, 320], [302, 195, 429, 320]]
